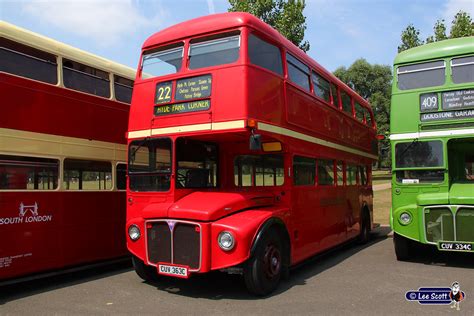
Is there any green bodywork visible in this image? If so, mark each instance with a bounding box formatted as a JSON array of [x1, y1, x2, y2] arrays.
[[390, 37, 474, 248]]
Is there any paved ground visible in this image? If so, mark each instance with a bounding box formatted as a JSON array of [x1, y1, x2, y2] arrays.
[[1, 227, 473, 315], [373, 182, 391, 191]]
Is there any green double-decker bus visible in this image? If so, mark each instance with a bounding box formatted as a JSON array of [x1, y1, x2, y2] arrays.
[[390, 37, 474, 260]]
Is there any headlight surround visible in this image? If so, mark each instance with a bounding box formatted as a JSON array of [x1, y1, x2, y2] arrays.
[[218, 231, 235, 251], [399, 212, 412, 225], [128, 224, 141, 241]]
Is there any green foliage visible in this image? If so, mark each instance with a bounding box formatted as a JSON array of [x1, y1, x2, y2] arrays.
[[426, 19, 447, 43], [228, 0, 310, 52], [398, 24, 423, 52], [400, 10, 473, 51], [334, 59, 392, 167], [450, 11, 474, 38]]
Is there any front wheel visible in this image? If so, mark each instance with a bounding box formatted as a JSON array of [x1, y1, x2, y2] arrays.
[[244, 228, 284, 296], [393, 233, 412, 261], [132, 256, 159, 282]]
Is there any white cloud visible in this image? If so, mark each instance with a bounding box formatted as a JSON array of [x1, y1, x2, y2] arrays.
[[207, 0, 215, 14], [21, 0, 166, 46], [442, 0, 474, 23]]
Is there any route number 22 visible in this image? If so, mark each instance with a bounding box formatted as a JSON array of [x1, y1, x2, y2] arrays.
[[156, 82, 172, 104]]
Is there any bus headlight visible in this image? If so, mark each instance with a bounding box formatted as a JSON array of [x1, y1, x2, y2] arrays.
[[128, 224, 141, 241], [218, 231, 235, 251], [399, 212, 412, 225]]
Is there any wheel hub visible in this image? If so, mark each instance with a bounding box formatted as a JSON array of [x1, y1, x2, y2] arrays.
[[263, 244, 281, 279]]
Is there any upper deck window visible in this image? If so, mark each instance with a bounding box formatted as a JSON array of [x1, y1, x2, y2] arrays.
[[114, 75, 134, 104], [340, 90, 352, 115], [248, 34, 283, 75], [365, 108, 373, 126], [331, 84, 339, 107], [0, 37, 57, 84], [451, 56, 474, 84], [312, 72, 330, 102], [63, 59, 110, 98], [397, 60, 445, 90], [287, 53, 310, 91], [355, 102, 365, 122], [188, 33, 240, 70], [141, 44, 183, 79]]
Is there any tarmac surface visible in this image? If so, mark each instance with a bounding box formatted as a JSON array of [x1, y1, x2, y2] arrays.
[[1, 227, 473, 315]]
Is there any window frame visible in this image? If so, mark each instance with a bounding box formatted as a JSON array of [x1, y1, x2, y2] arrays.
[[293, 155, 316, 186], [63, 158, 113, 191], [286, 52, 311, 92], [451, 55, 474, 84], [311, 71, 331, 103], [188, 32, 241, 70], [141, 42, 184, 79], [247, 32, 284, 76], [397, 60, 446, 90], [317, 159, 335, 186]]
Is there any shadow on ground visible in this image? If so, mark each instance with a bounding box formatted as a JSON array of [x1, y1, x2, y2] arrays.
[[0, 259, 133, 305]]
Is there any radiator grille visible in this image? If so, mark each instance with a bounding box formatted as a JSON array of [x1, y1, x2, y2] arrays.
[[424, 206, 474, 243], [456, 208, 474, 242], [147, 221, 201, 270]]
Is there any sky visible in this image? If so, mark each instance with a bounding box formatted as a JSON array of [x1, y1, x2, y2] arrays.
[[2, 0, 473, 72]]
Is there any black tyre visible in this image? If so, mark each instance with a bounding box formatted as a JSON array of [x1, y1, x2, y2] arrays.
[[244, 228, 284, 296], [393, 233, 412, 261], [358, 210, 371, 244], [132, 256, 159, 282]]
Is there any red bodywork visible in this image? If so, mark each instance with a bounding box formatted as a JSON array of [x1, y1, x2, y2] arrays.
[[0, 73, 129, 281], [127, 13, 377, 275]]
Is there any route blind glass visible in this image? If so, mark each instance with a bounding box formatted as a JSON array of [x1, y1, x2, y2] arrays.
[[397, 61, 445, 90], [189, 34, 240, 70], [141, 44, 183, 79]]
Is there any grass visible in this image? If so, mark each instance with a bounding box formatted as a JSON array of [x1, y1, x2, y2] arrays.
[[373, 188, 391, 226]]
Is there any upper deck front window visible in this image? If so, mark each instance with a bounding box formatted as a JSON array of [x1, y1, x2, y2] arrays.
[[397, 60, 445, 90], [141, 44, 183, 79], [188, 33, 240, 70]]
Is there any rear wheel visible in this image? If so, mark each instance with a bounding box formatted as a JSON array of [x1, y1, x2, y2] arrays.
[[393, 233, 412, 261], [244, 228, 284, 296], [132, 256, 159, 282]]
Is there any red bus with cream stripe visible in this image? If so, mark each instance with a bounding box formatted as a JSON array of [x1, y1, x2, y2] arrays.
[[0, 22, 135, 283], [126, 13, 377, 295]]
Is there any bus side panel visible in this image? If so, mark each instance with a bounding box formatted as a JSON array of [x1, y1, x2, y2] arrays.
[[0, 191, 127, 281]]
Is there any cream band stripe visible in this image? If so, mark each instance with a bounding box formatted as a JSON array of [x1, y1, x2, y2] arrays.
[[390, 128, 474, 140], [258, 122, 378, 160], [127, 120, 246, 139]]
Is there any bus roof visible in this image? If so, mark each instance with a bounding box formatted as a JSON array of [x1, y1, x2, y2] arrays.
[[394, 36, 474, 65], [143, 12, 370, 110], [1, 21, 136, 80]]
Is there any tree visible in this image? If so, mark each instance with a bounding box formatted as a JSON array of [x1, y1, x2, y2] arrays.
[[450, 10, 474, 38], [228, 0, 310, 52], [398, 24, 423, 52], [334, 59, 392, 167], [426, 19, 447, 43], [400, 11, 473, 51]]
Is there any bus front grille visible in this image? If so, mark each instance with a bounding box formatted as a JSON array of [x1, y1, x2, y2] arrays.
[[146, 221, 201, 270], [424, 207, 474, 243], [456, 208, 474, 242]]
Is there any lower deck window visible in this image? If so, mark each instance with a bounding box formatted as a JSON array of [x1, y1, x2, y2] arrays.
[[293, 156, 315, 186], [317, 159, 334, 185], [234, 155, 284, 187], [63, 159, 112, 190], [0, 155, 58, 190]]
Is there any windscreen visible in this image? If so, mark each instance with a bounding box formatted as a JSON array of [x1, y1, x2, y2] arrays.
[[395, 140, 444, 168], [128, 138, 172, 191]]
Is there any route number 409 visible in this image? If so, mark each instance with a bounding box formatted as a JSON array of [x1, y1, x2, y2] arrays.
[[422, 96, 437, 108]]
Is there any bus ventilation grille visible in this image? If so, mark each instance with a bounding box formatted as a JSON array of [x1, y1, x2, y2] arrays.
[[147, 221, 201, 270]]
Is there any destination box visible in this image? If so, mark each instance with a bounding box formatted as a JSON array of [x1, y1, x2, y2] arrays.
[[175, 75, 212, 101], [442, 88, 474, 110], [420, 108, 474, 122], [154, 99, 210, 116]]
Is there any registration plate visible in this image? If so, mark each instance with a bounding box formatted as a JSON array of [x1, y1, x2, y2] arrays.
[[438, 241, 474, 252], [157, 263, 189, 278]]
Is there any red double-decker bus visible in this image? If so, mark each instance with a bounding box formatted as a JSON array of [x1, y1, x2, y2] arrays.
[[126, 13, 377, 295], [0, 22, 135, 283]]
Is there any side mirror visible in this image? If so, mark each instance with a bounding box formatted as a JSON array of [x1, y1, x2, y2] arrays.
[[249, 134, 262, 151], [376, 134, 385, 140]]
